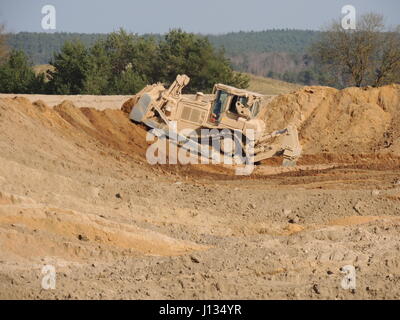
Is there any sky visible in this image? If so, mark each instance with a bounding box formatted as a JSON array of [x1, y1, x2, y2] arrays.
[[0, 0, 399, 34]]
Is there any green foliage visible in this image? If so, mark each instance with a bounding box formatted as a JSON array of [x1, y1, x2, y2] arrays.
[[47, 31, 154, 95], [6, 30, 322, 88], [157, 29, 248, 93], [92, 29, 157, 94], [7, 30, 320, 66], [0, 50, 45, 93], [47, 41, 92, 94], [207, 29, 321, 56], [44, 29, 248, 95], [108, 67, 147, 95]]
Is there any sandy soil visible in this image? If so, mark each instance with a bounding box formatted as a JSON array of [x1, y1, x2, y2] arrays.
[[0, 89, 399, 300]]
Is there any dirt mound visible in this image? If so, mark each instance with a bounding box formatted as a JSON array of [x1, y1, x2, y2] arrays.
[[261, 84, 400, 154], [4, 97, 151, 163], [54, 100, 95, 129], [34, 98, 150, 161]]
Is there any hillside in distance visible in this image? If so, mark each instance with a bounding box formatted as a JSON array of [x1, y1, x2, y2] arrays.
[[207, 29, 319, 55], [246, 73, 302, 95]]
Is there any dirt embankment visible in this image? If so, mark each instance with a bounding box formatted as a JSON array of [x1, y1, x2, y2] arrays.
[[260, 84, 400, 155], [0, 96, 206, 270], [1, 97, 150, 161], [0, 94, 131, 110]]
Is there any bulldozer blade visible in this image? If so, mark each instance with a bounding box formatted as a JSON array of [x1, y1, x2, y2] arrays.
[[129, 93, 152, 122]]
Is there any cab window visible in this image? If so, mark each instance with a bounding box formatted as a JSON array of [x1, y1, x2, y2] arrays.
[[211, 90, 228, 122], [251, 101, 260, 117]]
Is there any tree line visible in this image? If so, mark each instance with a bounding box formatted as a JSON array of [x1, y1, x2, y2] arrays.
[[0, 29, 249, 94], [6, 29, 322, 86], [7, 30, 319, 66]]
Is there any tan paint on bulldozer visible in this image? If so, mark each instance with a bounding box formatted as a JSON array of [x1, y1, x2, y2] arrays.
[[126, 74, 302, 166]]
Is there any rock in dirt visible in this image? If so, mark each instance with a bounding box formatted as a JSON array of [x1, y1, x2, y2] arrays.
[[353, 201, 365, 215], [78, 234, 89, 241], [312, 284, 320, 294], [190, 255, 200, 263]]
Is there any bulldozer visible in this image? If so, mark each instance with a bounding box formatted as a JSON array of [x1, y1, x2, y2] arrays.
[[126, 74, 301, 166]]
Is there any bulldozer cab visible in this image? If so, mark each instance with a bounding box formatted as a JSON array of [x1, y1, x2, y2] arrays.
[[209, 84, 262, 125]]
